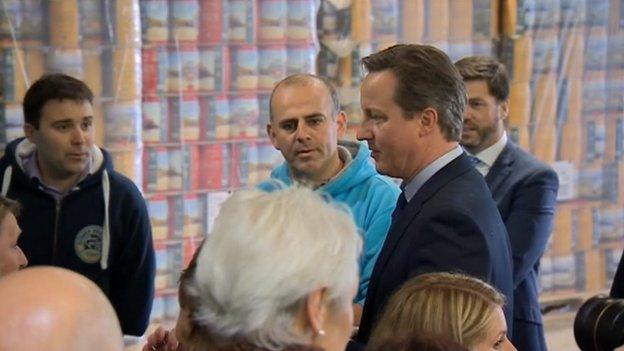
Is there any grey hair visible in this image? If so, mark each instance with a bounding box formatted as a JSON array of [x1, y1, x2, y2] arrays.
[[189, 187, 362, 350]]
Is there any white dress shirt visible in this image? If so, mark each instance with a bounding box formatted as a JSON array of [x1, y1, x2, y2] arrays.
[[468, 132, 508, 176]]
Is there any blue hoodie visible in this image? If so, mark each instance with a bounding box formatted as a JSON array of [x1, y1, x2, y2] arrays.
[[259, 141, 399, 304], [0, 137, 155, 336]]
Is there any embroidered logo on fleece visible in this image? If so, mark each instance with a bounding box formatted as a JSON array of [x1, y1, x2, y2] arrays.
[[74, 225, 103, 264]]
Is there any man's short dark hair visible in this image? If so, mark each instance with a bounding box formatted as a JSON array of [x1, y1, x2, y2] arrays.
[[269, 74, 340, 121], [362, 44, 467, 142], [454, 56, 510, 102], [23, 73, 94, 128]]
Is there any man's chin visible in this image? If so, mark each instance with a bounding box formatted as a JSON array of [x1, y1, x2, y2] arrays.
[[460, 137, 479, 148], [63, 164, 89, 177], [291, 162, 319, 178], [374, 162, 392, 177]]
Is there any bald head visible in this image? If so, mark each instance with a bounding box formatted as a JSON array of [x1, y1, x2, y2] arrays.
[[269, 73, 341, 121], [0, 267, 123, 351]]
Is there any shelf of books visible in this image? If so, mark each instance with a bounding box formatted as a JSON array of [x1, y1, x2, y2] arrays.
[[138, 0, 318, 322]]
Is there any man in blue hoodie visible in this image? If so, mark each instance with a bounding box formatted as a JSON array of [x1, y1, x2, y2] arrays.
[[0, 74, 155, 336], [259, 74, 400, 313]]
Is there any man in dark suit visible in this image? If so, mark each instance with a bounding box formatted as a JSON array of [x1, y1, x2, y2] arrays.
[[456, 56, 559, 351], [354, 44, 514, 346]]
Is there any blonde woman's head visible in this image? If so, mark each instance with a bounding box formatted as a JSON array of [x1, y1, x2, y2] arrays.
[[369, 272, 515, 351]]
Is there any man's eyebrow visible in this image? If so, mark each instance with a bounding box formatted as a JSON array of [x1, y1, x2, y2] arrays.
[[278, 117, 297, 124], [53, 116, 94, 123], [364, 108, 383, 114], [52, 119, 74, 124], [302, 113, 324, 119]]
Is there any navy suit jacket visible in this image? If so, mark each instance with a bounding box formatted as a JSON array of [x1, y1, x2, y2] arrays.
[[355, 152, 514, 344], [486, 142, 558, 326]]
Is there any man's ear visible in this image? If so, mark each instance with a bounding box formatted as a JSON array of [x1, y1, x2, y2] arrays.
[[336, 111, 347, 139], [305, 287, 327, 336], [418, 107, 439, 136], [267, 123, 279, 150], [24, 123, 36, 143], [498, 100, 509, 122]]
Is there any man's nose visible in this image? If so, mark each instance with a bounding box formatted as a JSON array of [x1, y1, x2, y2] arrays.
[[356, 122, 372, 141], [463, 107, 474, 120], [17, 246, 27, 268], [71, 126, 85, 144], [295, 123, 311, 140]]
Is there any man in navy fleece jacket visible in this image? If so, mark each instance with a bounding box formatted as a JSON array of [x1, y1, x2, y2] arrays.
[[0, 73, 155, 336]]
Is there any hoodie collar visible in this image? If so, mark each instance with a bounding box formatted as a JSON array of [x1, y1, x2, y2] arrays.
[[14, 139, 105, 197], [14, 138, 104, 176]]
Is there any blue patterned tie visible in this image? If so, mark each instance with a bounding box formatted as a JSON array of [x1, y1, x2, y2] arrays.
[[469, 155, 482, 166]]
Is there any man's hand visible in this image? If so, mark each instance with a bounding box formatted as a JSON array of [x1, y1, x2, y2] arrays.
[[142, 326, 180, 351]]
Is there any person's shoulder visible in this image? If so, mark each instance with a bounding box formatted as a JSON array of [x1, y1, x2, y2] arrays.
[[434, 171, 498, 214], [103, 169, 146, 201], [362, 173, 400, 192], [503, 145, 558, 190], [257, 178, 291, 192], [507, 142, 555, 173], [0, 138, 26, 169], [450, 164, 490, 190], [345, 144, 399, 192]]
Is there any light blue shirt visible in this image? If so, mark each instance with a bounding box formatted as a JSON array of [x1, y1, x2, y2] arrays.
[[403, 145, 464, 202]]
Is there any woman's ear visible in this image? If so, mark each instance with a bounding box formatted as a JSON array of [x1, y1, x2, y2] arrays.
[[305, 287, 328, 336]]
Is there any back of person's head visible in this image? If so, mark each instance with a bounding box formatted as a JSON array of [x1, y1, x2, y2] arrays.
[[176, 241, 212, 351], [454, 56, 510, 102], [269, 73, 341, 120], [184, 187, 362, 350], [0, 266, 122, 351], [0, 196, 26, 277], [369, 272, 505, 350], [23, 73, 94, 128], [361, 44, 467, 141], [366, 333, 470, 351]]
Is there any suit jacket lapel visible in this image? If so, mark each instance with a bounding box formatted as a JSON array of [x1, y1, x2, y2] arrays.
[[485, 141, 515, 195], [369, 153, 475, 288]]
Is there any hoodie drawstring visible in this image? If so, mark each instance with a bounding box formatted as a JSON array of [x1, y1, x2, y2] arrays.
[[1, 166, 12, 197], [101, 169, 110, 270]]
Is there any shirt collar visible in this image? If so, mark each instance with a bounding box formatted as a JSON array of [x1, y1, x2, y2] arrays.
[[403, 145, 463, 202], [22, 150, 94, 198], [471, 132, 507, 168]]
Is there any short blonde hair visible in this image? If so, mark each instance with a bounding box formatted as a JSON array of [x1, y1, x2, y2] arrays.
[[369, 272, 505, 349]]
